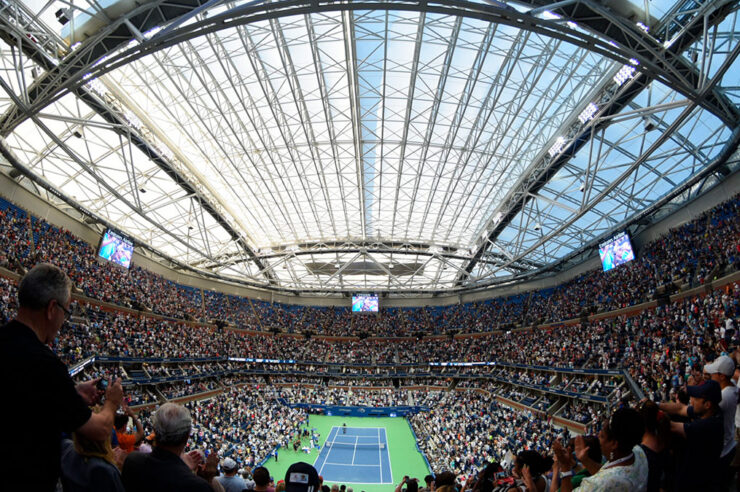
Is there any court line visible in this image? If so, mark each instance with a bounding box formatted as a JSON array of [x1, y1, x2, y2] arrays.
[[316, 480, 395, 485], [378, 428, 383, 483], [323, 462, 380, 467], [381, 427, 392, 481], [318, 426, 393, 484], [316, 427, 337, 477]]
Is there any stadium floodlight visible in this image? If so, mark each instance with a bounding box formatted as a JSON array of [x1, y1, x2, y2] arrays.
[[636, 22, 649, 33], [144, 26, 163, 39], [578, 103, 599, 124], [548, 136, 567, 157], [613, 64, 636, 86]]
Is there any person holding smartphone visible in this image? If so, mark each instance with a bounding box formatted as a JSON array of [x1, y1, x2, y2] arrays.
[[0, 264, 124, 492], [395, 476, 419, 492]]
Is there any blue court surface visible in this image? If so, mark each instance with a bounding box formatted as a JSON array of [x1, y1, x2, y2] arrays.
[[313, 426, 393, 484]]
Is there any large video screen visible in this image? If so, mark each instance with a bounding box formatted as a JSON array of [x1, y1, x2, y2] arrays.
[[352, 294, 379, 313], [599, 232, 635, 272], [97, 229, 134, 269]]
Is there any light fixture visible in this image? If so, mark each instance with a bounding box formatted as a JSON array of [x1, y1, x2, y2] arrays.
[[55, 8, 71, 25], [578, 103, 598, 124], [613, 64, 636, 86], [643, 117, 657, 132], [548, 137, 566, 157]]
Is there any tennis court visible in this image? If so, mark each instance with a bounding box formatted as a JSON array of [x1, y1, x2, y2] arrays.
[[260, 415, 430, 492], [313, 426, 393, 484]]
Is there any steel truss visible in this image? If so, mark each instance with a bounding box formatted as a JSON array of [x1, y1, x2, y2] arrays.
[[0, 0, 737, 295], [458, 0, 740, 286]]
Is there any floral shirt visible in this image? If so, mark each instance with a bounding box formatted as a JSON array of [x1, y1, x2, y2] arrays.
[[577, 445, 648, 492]]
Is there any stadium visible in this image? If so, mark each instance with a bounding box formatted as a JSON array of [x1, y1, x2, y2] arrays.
[[0, 0, 738, 490]]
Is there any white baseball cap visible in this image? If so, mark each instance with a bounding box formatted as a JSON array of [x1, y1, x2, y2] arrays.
[[221, 458, 238, 472], [704, 355, 735, 377]]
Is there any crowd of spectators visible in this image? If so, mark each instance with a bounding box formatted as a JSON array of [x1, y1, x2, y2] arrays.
[[1, 193, 739, 491], [41, 280, 732, 377], [160, 380, 219, 400], [11, 276, 735, 417], [272, 386, 435, 407], [185, 387, 309, 470], [410, 389, 567, 481], [1, 194, 736, 337]]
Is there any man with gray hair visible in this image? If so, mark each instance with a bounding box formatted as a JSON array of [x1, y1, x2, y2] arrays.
[[122, 402, 217, 492], [0, 263, 123, 492]]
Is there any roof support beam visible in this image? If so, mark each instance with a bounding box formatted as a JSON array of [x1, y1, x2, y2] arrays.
[[457, 0, 739, 285], [1, 0, 736, 133], [0, 0, 736, 293], [0, 1, 275, 283]]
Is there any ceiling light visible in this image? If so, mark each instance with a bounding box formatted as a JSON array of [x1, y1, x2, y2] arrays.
[[578, 103, 598, 124], [55, 8, 71, 25], [548, 136, 566, 157], [143, 26, 163, 39], [613, 64, 636, 86], [643, 117, 657, 132]]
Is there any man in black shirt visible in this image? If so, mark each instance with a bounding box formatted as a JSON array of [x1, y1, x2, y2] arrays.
[[122, 402, 216, 492], [666, 380, 724, 491], [0, 263, 123, 491]]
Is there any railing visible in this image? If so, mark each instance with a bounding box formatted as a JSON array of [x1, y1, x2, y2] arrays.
[[621, 368, 646, 401]]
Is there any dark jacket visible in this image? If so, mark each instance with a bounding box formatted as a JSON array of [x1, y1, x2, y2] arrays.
[[60, 439, 125, 492], [122, 446, 212, 492]]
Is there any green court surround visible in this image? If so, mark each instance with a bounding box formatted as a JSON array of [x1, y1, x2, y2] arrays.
[[259, 415, 431, 492]]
